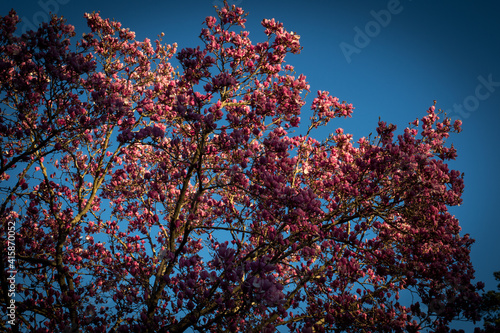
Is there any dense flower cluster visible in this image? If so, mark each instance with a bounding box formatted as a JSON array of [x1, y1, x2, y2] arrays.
[[0, 3, 484, 332]]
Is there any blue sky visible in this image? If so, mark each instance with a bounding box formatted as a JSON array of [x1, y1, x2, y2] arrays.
[[2, 0, 499, 330]]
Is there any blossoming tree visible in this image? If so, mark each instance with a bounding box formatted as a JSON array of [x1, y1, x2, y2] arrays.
[[0, 3, 484, 332]]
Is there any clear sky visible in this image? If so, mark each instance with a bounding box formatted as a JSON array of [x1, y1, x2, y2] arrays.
[[2, 0, 499, 330]]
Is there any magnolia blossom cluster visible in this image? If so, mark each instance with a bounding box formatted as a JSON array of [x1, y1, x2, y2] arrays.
[[0, 3, 485, 333]]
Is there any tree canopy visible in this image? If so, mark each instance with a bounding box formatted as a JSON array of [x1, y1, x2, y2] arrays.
[[0, 3, 485, 332], [479, 271, 500, 332]]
